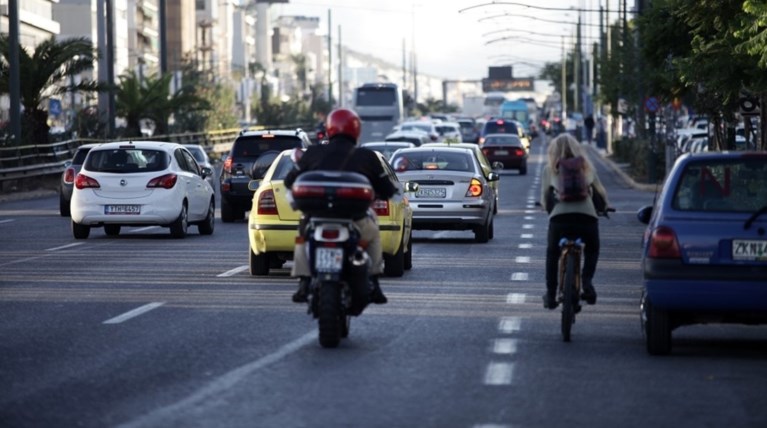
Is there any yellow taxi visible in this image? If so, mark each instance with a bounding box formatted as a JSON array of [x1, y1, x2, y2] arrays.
[[247, 149, 414, 277]]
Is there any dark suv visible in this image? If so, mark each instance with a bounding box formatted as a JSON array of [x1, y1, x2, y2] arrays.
[[478, 118, 520, 145], [220, 129, 312, 222]]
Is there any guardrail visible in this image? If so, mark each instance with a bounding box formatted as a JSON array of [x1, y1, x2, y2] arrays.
[[0, 124, 312, 183]]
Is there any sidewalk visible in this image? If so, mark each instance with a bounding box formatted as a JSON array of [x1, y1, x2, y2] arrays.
[[581, 142, 659, 193]]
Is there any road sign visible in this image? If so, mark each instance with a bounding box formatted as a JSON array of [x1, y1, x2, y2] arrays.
[[644, 96, 660, 113], [739, 97, 760, 116], [49, 98, 62, 116]]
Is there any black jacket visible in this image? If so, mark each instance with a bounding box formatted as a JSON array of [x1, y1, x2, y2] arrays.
[[284, 136, 397, 201]]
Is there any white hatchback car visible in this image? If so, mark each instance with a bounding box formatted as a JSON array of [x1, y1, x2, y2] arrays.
[[70, 141, 216, 239]]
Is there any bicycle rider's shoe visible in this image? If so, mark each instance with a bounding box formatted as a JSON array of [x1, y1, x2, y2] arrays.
[[542, 291, 559, 310], [292, 277, 311, 303], [581, 279, 597, 305]]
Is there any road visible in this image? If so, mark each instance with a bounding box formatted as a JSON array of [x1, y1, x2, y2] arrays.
[[1, 139, 766, 428]]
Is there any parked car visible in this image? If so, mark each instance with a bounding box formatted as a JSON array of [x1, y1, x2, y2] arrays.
[[219, 128, 313, 222], [59, 143, 97, 217], [384, 130, 431, 147], [480, 133, 528, 175], [361, 141, 416, 161], [478, 118, 520, 145], [183, 144, 215, 188], [390, 146, 498, 243], [636, 151, 767, 355], [70, 141, 216, 239], [247, 149, 414, 277]]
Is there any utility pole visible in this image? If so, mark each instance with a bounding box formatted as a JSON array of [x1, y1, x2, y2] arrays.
[[338, 25, 342, 107], [562, 36, 567, 121], [159, 0, 167, 75], [574, 16, 581, 114], [8, 0, 20, 146], [327, 9, 333, 106], [106, 0, 116, 138]]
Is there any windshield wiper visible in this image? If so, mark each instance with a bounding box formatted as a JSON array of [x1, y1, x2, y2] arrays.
[[744, 205, 767, 230]]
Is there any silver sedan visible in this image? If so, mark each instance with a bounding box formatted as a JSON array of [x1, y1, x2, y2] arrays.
[[390, 146, 499, 243]]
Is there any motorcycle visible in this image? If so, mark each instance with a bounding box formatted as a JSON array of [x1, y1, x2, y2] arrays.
[[291, 169, 376, 348]]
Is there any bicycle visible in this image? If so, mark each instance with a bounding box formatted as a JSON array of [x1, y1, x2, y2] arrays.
[[556, 207, 615, 342]]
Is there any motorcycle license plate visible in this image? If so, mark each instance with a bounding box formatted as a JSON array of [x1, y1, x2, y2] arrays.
[[315, 247, 344, 272]]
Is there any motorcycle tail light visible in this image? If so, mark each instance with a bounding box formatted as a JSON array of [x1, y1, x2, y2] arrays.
[[321, 229, 340, 240], [465, 178, 483, 197]]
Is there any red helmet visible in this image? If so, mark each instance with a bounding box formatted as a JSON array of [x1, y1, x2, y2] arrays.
[[326, 108, 361, 141]]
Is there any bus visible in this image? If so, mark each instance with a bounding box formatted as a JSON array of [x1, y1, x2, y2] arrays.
[[483, 92, 508, 118], [500, 99, 532, 133], [353, 83, 404, 143]]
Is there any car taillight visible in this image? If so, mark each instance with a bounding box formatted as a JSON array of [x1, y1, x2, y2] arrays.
[[481, 148, 490, 156], [373, 199, 389, 216], [147, 174, 178, 189], [479, 137, 485, 145], [74, 174, 100, 189], [63, 167, 76, 184], [515, 148, 524, 156], [648, 226, 681, 259], [223, 156, 233, 174], [465, 178, 483, 197], [258, 189, 278, 215]]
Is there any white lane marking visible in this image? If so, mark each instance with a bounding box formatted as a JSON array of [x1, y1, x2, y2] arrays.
[[473, 425, 511, 428], [484, 362, 514, 385], [116, 331, 316, 428], [526, 205, 535, 209], [45, 242, 84, 252], [129, 226, 159, 233], [524, 210, 536, 214], [506, 293, 526, 304], [103, 302, 165, 324], [0, 219, 15, 224], [518, 243, 532, 249], [217, 265, 249, 277], [510, 272, 528, 281], [523, 216, 534, 220], [520, 233, 533, 239], [492, 338, 518, 355], [515, 256, 530, 263], [522, 224, 534, 229], [499, 316, 521, 333]]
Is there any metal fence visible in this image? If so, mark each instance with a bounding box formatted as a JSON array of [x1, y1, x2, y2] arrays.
[[0, 124, 312, 183]]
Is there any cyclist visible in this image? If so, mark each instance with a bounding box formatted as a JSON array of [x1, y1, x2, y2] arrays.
[[540, 133, 609, 310], [284, 108, 397, 304]]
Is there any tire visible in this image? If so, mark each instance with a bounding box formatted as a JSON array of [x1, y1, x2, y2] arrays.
[[519, 164, 527, 175], [221, 197, 235, 223], [404, 232, 413, 270], [59, 193, 70, 217], [561, 252, 577, 342], [169, 203, 188, 239], [318, 281, 343, 348], [341, 315, 351, 338], [383, 235, 405, 277], [474, 215, 491, 243], [488, 217, 494, 240], [644, 297, 672, 355], [104, 225, 121, 236], [249, 248, 270, 276], [72, 221, 90, 239], [198, 199, 215, 235]]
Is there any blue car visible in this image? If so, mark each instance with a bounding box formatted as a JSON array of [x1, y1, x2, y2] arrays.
[[637, 151, 767, 355]]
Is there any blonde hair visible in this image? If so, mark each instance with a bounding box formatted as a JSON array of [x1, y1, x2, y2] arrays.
[[547, 133, 593, 175]]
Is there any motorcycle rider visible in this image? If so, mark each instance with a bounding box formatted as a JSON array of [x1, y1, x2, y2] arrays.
[[284, 108, 397, 304]]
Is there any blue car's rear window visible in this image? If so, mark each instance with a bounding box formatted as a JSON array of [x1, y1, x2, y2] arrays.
[[673, 159, 767, 212]]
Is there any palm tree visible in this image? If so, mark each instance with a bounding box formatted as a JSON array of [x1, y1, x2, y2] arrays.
[[0, 35, 99, 145], [115, 71, 210, 137]]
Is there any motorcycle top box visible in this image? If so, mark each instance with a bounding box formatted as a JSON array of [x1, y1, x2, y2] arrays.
[[292, 171, 375, 218]]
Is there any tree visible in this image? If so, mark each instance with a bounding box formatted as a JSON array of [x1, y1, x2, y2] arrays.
[[0, 35, 99, 145]]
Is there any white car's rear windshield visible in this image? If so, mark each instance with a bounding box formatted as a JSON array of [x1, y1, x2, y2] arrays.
[[86, 149, 169, 173]]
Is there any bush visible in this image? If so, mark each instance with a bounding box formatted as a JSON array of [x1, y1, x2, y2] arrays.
[[610, 138, 665, 184]]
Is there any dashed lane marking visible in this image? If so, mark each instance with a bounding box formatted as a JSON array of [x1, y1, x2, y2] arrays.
[[522, 224, 534, 229], [491, 338, 518, 355], [515, 256, 530, 263], [45, 243, 85, 252], [499, 316, 521, 333], [128, 226, 159, 233], [518, 243, 532, 249], [506, 293, 526, 304], [103, 302, 165, 324], [520, 234, 533, 239], [0, 219, 15, 224], [510, 272, 528, 281], [217, 265, 249, 277], [484, 362, 514, 385]]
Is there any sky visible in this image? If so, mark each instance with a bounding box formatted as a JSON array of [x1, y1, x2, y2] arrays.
[[271, 1, 634, 81]]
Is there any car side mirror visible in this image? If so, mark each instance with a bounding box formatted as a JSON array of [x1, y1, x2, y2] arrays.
[[487, 172, 500, 181], [200, 166, 212, 178], [404, 181, 419, 193], [637, 205, 653, 224], [63, 160, 73, 168], [492, 161, 504, 170], [247, 180, 261, 191]]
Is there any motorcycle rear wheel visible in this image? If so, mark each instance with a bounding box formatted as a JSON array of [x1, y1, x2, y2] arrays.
[[318, 281, 343, 348]]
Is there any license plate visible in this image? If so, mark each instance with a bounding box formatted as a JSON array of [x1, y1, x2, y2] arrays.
[[416, 188, 446, 198], [105, 205, 140, 215], [315, 247, 344, 272], [495, 150, 508, 155], [732, 240, 767, 261]]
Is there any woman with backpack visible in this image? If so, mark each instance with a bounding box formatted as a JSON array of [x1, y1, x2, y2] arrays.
[[540, 133, 609, 310]]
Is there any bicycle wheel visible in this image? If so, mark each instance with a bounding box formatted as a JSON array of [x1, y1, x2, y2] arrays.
[[561, 251, 578, 342]]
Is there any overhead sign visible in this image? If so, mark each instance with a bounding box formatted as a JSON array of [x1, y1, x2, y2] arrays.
[[482, 78, 534, 93]]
